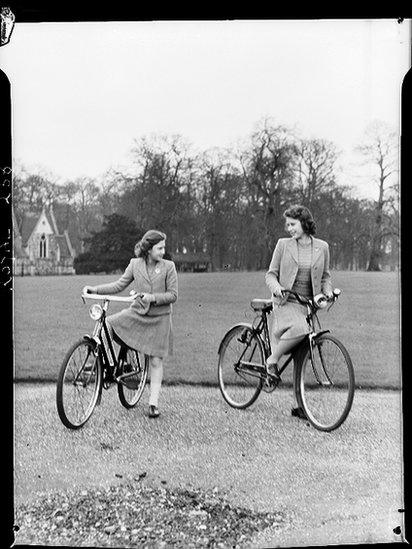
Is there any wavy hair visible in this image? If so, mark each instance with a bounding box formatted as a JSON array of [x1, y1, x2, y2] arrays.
[[283, 205, 316, 235], [134, 230, 167, 258]]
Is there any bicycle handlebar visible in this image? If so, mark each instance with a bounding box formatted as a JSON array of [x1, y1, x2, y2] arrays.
[[280, 289, 310, 305], [81, 293, 141, 302], [280, 288, 341, 308]]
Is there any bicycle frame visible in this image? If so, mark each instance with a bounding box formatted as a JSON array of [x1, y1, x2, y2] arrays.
[[218, 286, 352, 430], [246, 307, 297, 377], [56, 291, 147, 429], [82, 293, 138, 385], [89, 306, 118, 371], [248, 296, 331, 380]]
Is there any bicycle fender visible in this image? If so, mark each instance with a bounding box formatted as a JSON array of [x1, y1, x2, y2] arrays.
[[217, 323, 256, 355], [82, 334, 100, 348], [312, 329, 330, 341]]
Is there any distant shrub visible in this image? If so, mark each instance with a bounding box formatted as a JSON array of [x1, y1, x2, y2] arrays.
[[73, 213, 172, 274], [74, 214, 143, 274]]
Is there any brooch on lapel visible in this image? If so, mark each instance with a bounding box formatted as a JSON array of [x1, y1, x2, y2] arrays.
[[155, 267, 160, 274]]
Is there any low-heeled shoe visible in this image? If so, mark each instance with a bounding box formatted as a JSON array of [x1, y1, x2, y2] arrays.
[[148, 405, 160, 418], [291, 406, 307, 419]]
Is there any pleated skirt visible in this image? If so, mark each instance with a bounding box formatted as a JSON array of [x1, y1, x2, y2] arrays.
[[107, 309, 173, 359], [271, 300, 311, 341]]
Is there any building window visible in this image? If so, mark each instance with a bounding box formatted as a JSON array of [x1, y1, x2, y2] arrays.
[[39, 234, 47, 258]]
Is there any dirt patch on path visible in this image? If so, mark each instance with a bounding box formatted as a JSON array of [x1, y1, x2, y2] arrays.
[[13, 384, 404, 546]]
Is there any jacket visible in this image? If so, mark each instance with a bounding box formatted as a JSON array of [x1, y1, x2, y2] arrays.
[[94, 257, 178, 317], [265, 236, 333, 301]]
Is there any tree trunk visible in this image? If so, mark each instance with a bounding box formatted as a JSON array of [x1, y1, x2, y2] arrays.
[[367, 244, 382, 271], [367, 171, 385, 271]]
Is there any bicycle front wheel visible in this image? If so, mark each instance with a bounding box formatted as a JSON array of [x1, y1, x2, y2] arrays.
[[218, 324, 264, 409], [296, 334, 355, 432], [117, 348, 148, 408], [56, 339, 102, 429]]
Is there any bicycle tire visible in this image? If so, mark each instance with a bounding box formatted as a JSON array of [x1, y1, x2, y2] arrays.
[[218, 324, 264, 409], [296, 333, 355, 432], [56, 339, 102, 429], [117, 348, 148, 408]]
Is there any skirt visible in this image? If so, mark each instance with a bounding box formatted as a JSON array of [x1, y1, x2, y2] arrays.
[[107, 309, 173, 359], [271, 300, 311, 341]]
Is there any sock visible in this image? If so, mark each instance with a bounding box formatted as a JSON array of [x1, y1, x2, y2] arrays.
[[148, 360, 163, 406], [149, 381, 162, 407]]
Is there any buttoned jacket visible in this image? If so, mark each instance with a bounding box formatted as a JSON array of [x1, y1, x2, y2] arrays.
[[94, 257, 178, 316], [265, 236, 332, 302]]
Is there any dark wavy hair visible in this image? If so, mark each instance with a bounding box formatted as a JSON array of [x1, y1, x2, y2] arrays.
[[283, 205, 316, 235], [134, 230, 167, 258]]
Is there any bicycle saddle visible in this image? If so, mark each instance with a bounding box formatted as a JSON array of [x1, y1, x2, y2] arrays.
[[251, 299, 273, 312]]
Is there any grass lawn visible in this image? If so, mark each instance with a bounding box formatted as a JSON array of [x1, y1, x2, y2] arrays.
[[13, 270, 400, 388]]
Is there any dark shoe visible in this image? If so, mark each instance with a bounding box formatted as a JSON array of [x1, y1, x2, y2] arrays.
[[291, 406, 307, 419], [148, 405, 160, 418], [266, 362, 280, 381], [263, 362, 280, 393]]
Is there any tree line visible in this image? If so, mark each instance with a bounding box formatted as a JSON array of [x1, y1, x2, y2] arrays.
[[12, 118, 399, 272]]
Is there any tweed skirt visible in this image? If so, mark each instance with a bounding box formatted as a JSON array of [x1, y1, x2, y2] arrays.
[[107, 309, 173, 359], [270, 300, 311, 340]]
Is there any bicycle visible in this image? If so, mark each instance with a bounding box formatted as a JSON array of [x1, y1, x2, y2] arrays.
[[217, 288, 355, 432], [56, 291, 149, 429]]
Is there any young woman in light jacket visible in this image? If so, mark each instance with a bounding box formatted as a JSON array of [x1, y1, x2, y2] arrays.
[[265, 205, 333, 419], [83, 230, 178, 419]]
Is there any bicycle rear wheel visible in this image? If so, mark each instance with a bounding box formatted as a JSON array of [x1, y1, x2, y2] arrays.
[[218, 324, 264, 409], [117, 348, 148, 408], [56, 339, 102, 429], [296, 334, 355, 431]]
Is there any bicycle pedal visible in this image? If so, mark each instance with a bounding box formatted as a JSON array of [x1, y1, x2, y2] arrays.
[[262, 377, 279, 393]]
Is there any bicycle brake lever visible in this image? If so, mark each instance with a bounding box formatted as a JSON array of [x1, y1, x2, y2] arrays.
[[327, 299, 336, 312], [278, 292, 288, 306]]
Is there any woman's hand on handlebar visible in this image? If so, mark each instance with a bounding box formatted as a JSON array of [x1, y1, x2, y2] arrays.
[[140, 292, 156, 304], [82, 285, 96, 295], [273, 285, 286, 298]]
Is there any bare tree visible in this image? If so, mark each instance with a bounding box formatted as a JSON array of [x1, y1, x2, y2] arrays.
[[197, 148, 247, 269], [239, 119, 297, 264], [355, 120, 399, 271], [12, 165, 60, 227], [293, 138, 339, 206], [119, 134, 197, 253]]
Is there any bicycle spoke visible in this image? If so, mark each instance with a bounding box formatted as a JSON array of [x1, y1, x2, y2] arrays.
[[117, 348, 148, 408], [299, 335, 355, 431], [218, 326, 264, 408], [57, 340, 101, 429]]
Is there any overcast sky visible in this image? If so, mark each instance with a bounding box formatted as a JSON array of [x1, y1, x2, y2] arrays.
[[1, 19, 410, 199]]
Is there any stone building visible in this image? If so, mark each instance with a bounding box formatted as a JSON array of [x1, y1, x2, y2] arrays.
[[172, 252, 211, 273], [13, 206, 76, 276]]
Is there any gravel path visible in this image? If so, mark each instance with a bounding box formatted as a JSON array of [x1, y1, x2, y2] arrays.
[[13, 383, 404, 547]]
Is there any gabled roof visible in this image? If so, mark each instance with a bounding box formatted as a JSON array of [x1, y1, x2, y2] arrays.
[[45, 207, 59, 234], [19, 206, 61, 246], [20, 214, 39, 248], [12, 220, 28, 258], [12, 207, 21, 239], [14, 205, 76, 257], [54, 235, 71, 259], [12, 207, 28, 257]]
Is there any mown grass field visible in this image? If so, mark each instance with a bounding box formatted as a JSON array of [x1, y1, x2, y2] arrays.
[[13, 270, 400, 388]]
